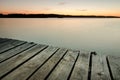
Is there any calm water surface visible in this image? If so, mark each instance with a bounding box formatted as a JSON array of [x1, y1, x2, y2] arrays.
[[0, 18, 120, 55]]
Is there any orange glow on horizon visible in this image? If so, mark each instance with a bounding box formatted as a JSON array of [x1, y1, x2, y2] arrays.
[[1, 10, 120, 17]]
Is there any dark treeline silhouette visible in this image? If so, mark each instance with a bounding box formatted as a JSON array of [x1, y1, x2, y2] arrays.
[[0, 13, 120, 18]]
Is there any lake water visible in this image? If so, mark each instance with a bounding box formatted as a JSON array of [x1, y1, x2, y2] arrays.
[[0, 18, 120, 55]]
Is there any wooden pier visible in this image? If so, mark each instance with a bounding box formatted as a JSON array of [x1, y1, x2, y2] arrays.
[[0, 38, 119, 80]]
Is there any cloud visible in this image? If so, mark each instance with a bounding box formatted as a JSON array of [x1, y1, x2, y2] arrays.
[[77, 9, 87, 11], [58, 2, 66, 5]]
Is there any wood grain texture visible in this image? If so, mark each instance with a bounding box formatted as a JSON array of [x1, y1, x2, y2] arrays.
[[0, 38, 119, 80], [0, 42, 36, 63], [91, 54, 111, 80], [2, 46, 58, 80], [0, 39, 15, 48], [47, 50, 79, 80], [70, 53, 90, 80], [0, 45, 47, 78], [0, 40, 25, 54], [107, 55, 120, 80], [29, 48, 67, 80]]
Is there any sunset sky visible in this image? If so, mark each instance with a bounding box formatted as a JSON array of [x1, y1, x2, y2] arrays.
[[0, 0, 120, 16]]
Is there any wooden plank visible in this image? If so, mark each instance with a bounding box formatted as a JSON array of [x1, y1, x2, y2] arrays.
[[91, 54, 111, 80], [2, 46, 58, 80], [0, 39, 4, 42], [102, 55, 111, 80], [70, 52, 90, 80], [0, 38, 9, 43], [0, 38, 3, 40], [107, 55, 120, 80], [0, 42, 36, 63], [0, 40, 25, 54], [0, 38, 6, 42], [0, 44, 47, 78], [0, 39, 14, 48], [28, 48, 67, 80], [47, 50, 79, 80]]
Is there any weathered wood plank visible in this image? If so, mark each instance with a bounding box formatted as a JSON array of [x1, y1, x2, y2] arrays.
[[0, 38, 119, 80], [0, 38, 7, 42], [0, 39, 14, 48], [0, 44, 47, 78], [107, 55, 120, 80], [0, 42, 36, 63], [47, 50, 79, 80], [28, 48, 67, 80], [0, 40, 25, 54], [2, 46, 58, 80], [0, 38, 3, 41], [70, 52, 90, 80], [102, 55, 111, 80], [0, 38, 9, 43], [91, 54, 111, 80]]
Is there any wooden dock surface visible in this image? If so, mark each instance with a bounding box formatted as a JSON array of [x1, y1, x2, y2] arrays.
[[0, 38, 119, 80]]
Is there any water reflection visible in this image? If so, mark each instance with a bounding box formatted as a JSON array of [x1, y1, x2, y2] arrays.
[[0, 18, 120, 55]]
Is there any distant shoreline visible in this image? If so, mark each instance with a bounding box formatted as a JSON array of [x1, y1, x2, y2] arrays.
[[0, 14, 120, 18]]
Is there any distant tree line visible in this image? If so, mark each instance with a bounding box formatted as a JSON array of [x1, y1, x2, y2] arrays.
[[0, 13, 119, 18]]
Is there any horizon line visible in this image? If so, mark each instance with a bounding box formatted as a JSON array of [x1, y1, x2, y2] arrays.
[[0, 13, 120, 17]]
